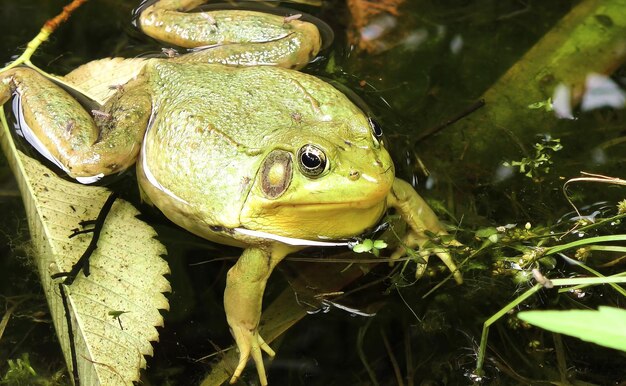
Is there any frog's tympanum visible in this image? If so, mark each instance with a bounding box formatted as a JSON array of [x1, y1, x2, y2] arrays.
[[0, 0, 461, 384]]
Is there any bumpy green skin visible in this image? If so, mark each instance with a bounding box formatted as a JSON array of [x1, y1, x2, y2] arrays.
[[137, 61, 393, 242], [0, 1, 461, 384]]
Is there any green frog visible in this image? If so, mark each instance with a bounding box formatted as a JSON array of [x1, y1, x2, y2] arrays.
[[0, 0, 461, 384]]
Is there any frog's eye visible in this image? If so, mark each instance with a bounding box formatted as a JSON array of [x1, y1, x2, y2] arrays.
[[368, 117, 383, 138], [298, 144, 327, 178]]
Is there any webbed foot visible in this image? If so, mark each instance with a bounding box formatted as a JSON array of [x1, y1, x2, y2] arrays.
[[390, 229, 462, 283], [387, 178, 463, 284], [229, 326, 275, 385]]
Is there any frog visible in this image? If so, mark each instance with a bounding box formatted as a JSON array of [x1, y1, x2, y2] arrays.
[[0, 0, 462, 384]]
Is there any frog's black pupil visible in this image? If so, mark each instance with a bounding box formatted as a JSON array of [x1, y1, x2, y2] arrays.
[[298, 145, 327, 177], [369, 117, 383, 137], [301, 151, 321, 169]]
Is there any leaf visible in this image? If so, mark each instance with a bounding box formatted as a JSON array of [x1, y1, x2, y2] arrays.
[[373, 240, 388, 249], [518, 306, 626, 352], [353, 239, 374, 253], [0, 111, 170, 385], [475, 227, 498, 239]]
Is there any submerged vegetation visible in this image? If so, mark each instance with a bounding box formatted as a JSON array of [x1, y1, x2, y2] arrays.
[[0, 0, 625, 385]]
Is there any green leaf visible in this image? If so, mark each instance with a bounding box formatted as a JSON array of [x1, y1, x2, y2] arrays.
[[1, 110, 170, 385], [373, 240, 388, 249], [518, 306, 626, 352], [353, 239, 374, 253], [475, 227, 498, 238]]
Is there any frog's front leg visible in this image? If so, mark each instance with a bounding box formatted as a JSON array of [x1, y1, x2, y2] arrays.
[[1, 67, 151, 180], [138, 0, 321, 69], [387, 178, 463, 284], [224, 244, 293, 385]]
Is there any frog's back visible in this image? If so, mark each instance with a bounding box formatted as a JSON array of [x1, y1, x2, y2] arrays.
[[137, 60, 369, 240]]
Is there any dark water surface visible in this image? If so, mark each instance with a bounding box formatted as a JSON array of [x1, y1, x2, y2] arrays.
[[1, 0, 625, 385]]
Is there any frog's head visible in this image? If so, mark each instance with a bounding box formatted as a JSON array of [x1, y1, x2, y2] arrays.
[[240, 114, 395, 241]]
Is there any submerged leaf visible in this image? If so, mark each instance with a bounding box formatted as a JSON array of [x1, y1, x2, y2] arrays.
[[518, 306, 626, 352]]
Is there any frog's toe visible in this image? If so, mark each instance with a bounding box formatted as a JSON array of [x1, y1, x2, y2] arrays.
[[391, 243, 430, 279], [435, 250, 463, 284], [390, 232, 462, 283], [389, 232, 429, 264], [229, 325, 275, 385]]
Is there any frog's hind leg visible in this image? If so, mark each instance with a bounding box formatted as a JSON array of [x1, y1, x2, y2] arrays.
[[224, 244, 295, 385], [1, 67, 151, 182], [137, 0, 322, 69]]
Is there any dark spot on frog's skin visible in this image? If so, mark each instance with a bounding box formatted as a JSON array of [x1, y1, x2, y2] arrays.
[[210, 225, 226, 233], [162, 47, 179, 58], [65, 120, 76, 134], [290, 112, 302, 123], [70, 205, 76, 212], [43, 173, 50, 177], [91, 109, 112, 120], [539, 73, 555, 87], [210, 225, 235, 235], [240, 176, 252, 192], [109, 84, 124, 92], [595, 14, 613, 28], [343, 140, 353, 147], [336, 145, 346, 151]]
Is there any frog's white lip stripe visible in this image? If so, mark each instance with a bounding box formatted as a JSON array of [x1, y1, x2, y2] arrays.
[[13, 93, 103, 184], [141, 110, 189, 204], [233, 228, 352, 247]]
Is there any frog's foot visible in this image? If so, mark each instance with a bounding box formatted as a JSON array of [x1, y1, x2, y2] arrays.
[[387, 178, 462, 284], [137, 0, 322, 69], [229, 325, 275, 385], [390, 231, 463, 284]]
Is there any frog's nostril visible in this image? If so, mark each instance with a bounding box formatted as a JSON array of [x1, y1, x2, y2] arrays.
[[348, 170, 360, 181]]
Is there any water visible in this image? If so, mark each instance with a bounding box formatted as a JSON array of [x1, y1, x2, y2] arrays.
[[1, 0, 625, 385]]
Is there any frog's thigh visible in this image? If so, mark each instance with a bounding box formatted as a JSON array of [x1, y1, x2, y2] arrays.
[[2, 68, 150, 179], [2, 68, 99, 175]]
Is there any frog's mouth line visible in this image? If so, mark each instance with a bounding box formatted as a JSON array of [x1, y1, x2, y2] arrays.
[[266, 197, 388, 210]]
